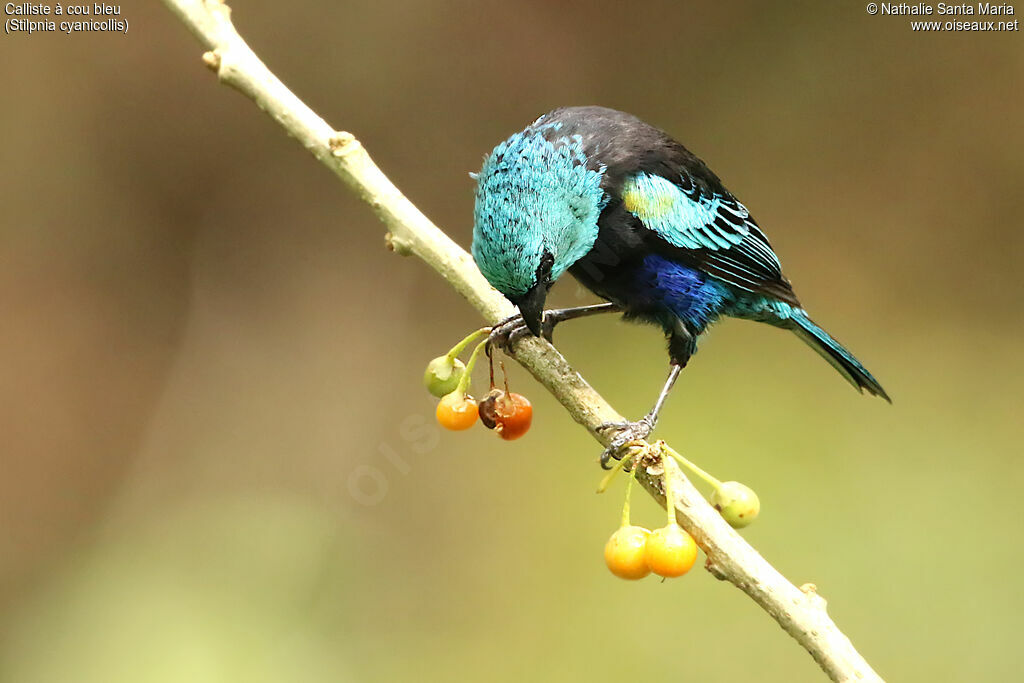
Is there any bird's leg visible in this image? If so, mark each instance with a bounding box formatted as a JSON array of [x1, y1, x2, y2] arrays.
[[599, 363, 682, 469], [487, 303, 620, 352], [541, 302, 620, 338], [597, 320, 695, 467]]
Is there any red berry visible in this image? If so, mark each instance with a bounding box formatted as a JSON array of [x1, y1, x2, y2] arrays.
[[493, 392, 532, 440]]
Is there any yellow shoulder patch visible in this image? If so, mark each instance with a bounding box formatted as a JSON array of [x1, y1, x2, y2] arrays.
[[622, 177, 678, 220]]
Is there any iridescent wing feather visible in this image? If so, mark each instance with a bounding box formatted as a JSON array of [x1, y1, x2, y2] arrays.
[[621, 171, 799, 305]]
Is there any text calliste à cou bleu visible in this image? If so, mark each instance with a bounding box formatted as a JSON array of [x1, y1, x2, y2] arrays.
[[5, 3, 120, 15]]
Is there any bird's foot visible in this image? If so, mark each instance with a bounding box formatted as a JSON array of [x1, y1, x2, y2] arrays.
[[486, 312, 556, 354], [486, 314, 531, 355], [487, 304, 620, 354], [597, 415, 656, 469]]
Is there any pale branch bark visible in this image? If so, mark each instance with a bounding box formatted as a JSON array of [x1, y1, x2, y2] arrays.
[[159, 2, 884, 681]]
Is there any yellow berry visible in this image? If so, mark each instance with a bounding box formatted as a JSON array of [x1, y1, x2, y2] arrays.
[[604, 525, 651, 580], [644, 524, 698, 578]]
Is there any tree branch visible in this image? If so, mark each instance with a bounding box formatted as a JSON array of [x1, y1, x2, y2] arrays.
[[160, 2, 883, 680]]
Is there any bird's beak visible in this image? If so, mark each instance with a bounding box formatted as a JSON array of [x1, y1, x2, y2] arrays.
[[512, 281, 546, 338]]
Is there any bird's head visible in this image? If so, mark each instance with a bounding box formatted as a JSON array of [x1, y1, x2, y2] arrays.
[[471, 121, 606, 336]]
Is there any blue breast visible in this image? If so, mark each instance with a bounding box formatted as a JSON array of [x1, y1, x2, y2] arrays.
[[627, 254, 732, 332]]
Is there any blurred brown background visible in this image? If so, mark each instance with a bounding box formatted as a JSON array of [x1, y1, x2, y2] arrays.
[[1, 2, 1021, 681]]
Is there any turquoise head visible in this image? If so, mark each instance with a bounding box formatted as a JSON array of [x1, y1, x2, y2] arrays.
[[471, 122, 606, 335]]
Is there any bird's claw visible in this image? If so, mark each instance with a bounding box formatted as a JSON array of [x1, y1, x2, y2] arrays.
[[486, 313, 555, 354], [598, 416, 655, 469], [486, 314, 527, 354]]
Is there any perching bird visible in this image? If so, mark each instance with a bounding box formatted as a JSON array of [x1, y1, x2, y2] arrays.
[[471, 106, 889, 462]]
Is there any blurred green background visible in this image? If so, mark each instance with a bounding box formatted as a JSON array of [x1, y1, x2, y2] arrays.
[[1, 2, 1021, 681]]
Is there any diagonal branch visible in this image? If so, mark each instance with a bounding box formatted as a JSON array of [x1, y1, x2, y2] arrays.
[[159, 2, 883, 680]]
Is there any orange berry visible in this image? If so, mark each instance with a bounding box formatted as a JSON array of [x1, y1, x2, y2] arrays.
[[436, 392, 479, 431], [644, 524, 698, 578], [494, 392, 532, 440], [604, 525, 651, 580]]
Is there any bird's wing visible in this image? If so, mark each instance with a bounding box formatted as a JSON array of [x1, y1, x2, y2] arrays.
[[620, 171, 799, 305]]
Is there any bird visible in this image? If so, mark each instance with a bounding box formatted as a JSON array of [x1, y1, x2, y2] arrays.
[[471, 106, 889, 464]]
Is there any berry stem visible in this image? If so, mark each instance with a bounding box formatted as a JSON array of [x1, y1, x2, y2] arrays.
[[663, 443, 723, 491], [597, 452, 630, 494], [659, 447, 677, 528], [446, 327, 489, 362], [620, 466, 636, 528], [454, 339, 488, 395]]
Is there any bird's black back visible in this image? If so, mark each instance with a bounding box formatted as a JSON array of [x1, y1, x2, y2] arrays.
[[537, 106, 800, 307]]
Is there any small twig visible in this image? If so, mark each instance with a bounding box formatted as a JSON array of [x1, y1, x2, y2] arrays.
[[158, 2, 883, 680]]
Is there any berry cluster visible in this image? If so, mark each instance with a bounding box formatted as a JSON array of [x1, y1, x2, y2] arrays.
[[424, 326, 764, 581], [605, 520, 699, 580], [600, 442, 761, 581], [601, 449, 699, 581], [424, 328, 532, 439]]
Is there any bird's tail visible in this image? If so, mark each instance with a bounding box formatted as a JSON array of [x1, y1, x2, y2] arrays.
[[788, 312, 890, 402]]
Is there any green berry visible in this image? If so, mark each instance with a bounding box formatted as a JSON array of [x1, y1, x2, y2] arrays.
[[711, 481, 760, 528], [423, 356, 466, 397]]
